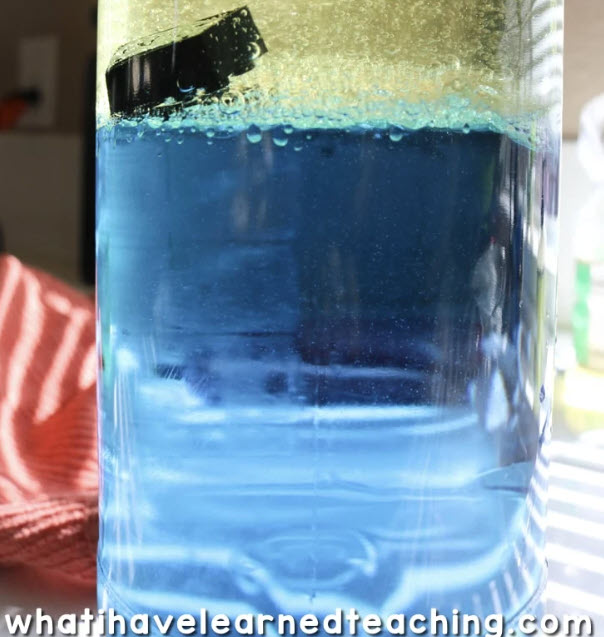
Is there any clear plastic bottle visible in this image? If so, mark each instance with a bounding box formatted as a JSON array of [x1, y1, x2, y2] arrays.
[[96, 0, 562, 624]]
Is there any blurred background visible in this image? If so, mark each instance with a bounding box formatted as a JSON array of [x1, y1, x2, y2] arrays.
[[2, 0, 604, 631], [0, 1, 97, 287]]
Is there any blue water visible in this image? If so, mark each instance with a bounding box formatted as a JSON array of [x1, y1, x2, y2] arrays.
[[97, 123, 555, 624]]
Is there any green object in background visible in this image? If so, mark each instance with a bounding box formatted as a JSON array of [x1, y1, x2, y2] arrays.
[[573, 260, 604, 370], [573, 261, 591, 366]]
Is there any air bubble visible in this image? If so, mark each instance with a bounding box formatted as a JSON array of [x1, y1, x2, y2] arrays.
[[219, 90, 245, 115], [294, 142, 304, 152], [246, 125, 262, 144], [284, 125, 294, 135], [273, 132, 288, 147], [177, 77, 195, 94], [206, 129, 215, 139], [248, 41, 262, 60], [476, 84, 498, 97], [389, 127, 404, 142], [463, 124, 471, 134]]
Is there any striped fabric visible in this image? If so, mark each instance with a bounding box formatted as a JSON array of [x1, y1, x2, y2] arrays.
[[0, 255, 97, 587]]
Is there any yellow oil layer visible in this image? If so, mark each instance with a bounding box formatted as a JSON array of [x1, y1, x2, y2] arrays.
[[97, 0, 563, 136]]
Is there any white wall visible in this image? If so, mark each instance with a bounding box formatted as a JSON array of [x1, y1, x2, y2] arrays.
[[0, 133, 83, 286], [558, 141, 595, 329]]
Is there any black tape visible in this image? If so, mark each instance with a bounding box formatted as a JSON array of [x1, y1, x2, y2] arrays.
[[106, 6, 267, 117]]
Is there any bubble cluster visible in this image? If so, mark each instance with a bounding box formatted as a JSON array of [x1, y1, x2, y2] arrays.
[[100, 87, 550, 151], [97, 0, 562, 151]]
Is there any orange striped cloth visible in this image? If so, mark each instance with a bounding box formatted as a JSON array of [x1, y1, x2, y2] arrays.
[[0, 255, 97, 587]]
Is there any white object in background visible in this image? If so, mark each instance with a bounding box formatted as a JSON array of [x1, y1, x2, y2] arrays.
[[17, 35, 59, 129], [578, 93, 604, 183], [575, 93, 604, 258], [573, 93, 604, 370], [557, 142, 593, 329]]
